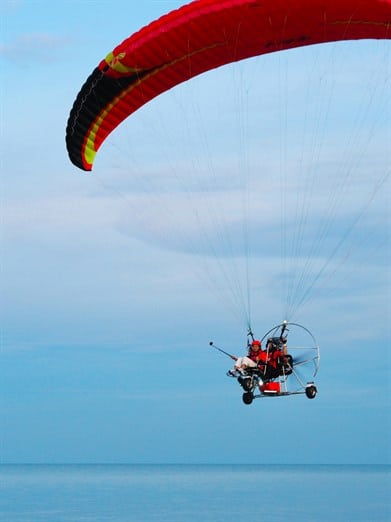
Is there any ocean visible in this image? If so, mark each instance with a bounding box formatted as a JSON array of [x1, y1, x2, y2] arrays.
[[0, 464, 389, 522]]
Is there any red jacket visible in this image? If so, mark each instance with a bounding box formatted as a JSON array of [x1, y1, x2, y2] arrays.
[[251, 349, 283, 368], [248, 348, 262, 362], [267, 350, 284, 369]]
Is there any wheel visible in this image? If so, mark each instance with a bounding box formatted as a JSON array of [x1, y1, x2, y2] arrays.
[[305, 385, 317, 399], [242, 392, 253, 405], [239, 376, 254, 392]]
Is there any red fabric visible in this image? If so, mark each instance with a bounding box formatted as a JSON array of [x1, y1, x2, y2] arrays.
[[252, 348, 284, 369], [67, 0, 391, 170], [267, 350, 284, 369], [248, 347, 262, 362], [257, 350, 269, 364]]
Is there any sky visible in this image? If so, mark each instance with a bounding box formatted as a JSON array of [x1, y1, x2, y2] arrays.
[[1, 1, 390, 464]]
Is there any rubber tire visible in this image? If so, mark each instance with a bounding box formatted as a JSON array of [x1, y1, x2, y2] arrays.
[[305, 385, 317, 399], [241, 377, 254, 392], [242, 392, 253, 405]]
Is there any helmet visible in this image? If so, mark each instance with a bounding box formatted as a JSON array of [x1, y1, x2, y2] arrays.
[[252, 340, 261, 347]]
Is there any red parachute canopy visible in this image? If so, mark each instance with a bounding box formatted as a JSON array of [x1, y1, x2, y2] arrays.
[[66, 0, 391, 171]]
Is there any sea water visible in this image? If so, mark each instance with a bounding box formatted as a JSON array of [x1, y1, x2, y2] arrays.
[[0, 464, 389, 522]]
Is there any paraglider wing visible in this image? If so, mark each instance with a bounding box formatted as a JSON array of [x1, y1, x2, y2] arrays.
[[66, 0, 391, 171]]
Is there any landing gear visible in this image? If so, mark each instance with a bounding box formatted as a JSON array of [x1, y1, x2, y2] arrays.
[[305, 384, 317, 399], [238, 375, 255, 392], [242, 392, 254, 405]]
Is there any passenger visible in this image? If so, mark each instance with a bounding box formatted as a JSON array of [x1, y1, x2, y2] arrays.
[[232, 339, 263, 373], [230, 337, 290, 378]]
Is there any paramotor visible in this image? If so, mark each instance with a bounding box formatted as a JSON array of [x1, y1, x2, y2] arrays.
[[221, 321, 320, 404]]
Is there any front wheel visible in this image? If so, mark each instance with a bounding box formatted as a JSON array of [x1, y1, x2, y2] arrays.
[[242, 392, 253, 405], [239, 376, 254, 392], [305, 385, 317, 399]]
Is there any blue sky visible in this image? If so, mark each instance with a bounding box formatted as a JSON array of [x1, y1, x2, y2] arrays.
[[1, 1, 390, 464]]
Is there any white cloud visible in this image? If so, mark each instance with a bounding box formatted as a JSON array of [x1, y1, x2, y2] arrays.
[[0, 33, 70, 64], [0, 0, 21, 13]]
